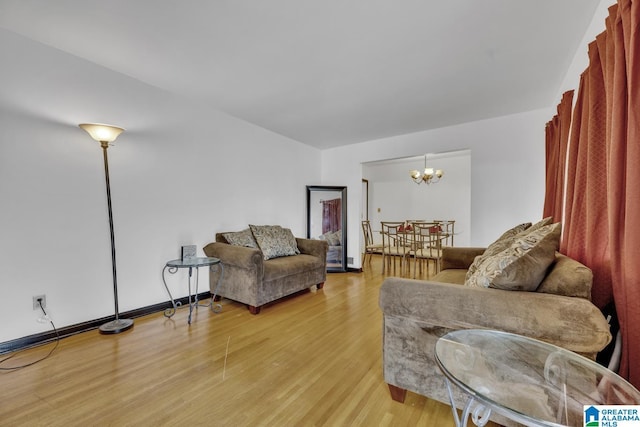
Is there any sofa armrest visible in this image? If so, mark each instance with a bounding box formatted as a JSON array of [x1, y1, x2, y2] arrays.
[[441, 247, 486, 270], [379, 277, 611, 357], [203, 242, 264, 273], [296, 238, 329, 260]]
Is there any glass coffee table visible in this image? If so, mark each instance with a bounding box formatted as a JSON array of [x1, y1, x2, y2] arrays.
[[435, 329, 640, 427]]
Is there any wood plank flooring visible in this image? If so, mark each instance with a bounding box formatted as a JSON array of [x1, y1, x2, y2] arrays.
[[0, 256, 488, 426]]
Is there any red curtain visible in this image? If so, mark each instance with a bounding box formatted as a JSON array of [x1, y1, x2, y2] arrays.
[[543, 90, 574, 222], [548, 0, 640, 387], [322, 198, 342, 234], [562, 40, 612, 310], [607, 0, 640, 388]]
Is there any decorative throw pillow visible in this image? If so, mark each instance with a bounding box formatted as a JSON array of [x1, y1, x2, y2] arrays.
[[332, 230, 342, 246], [465, 223, 561, 291], [465, 222, 532, 280], [323, 231, 339, 246], [249, 225, 300, 260], [484, 222, 533, 257], [519, 217, 553, 236], [223, 229, 258, 248]]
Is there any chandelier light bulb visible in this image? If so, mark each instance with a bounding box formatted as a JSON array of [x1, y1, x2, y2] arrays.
[[409, 155, 444, 185]]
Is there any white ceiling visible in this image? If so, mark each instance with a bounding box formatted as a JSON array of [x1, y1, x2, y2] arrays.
[[0, 0, 600, 149]]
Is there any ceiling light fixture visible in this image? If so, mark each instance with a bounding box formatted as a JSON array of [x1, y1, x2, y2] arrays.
[[410, 155, 444, 185]]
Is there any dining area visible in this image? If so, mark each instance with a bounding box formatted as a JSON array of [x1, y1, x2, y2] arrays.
[[361, 219, 456, 279]]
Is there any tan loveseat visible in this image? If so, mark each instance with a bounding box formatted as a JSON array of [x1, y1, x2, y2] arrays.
[[203, 226, 328, 314], [379, 222, 612, 412]]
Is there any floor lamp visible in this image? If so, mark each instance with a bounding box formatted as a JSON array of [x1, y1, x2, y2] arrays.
[[79, 123, 134, 334]]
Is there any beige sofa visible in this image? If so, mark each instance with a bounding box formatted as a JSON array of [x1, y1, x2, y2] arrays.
[[379, 224, 612, 415], [203, 226, 328, 314]]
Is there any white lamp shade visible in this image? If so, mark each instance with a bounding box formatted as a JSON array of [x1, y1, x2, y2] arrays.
[[79, 123, 125, 143]]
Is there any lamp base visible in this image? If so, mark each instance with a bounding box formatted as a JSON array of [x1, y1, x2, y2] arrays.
[[99, 318, 134, 334]]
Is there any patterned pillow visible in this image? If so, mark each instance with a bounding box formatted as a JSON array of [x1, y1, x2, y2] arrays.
[[484, 222, 533, 257], [249, 225, 300, 260], [223, 229, 258, 248], [465, 222, 532, 280], [516, 216, 553, 237], [465, 223, 561, 291], [333, 230, 342, 245]]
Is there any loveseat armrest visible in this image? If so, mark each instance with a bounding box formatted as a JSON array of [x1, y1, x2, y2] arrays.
[[203, 242, 264, 273], [441, 247, 486, 270], [379, 277, 611, 357], [296, 238, 329, 261]]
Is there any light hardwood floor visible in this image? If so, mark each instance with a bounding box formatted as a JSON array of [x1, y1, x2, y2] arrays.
[[0, 256, 488, 426]]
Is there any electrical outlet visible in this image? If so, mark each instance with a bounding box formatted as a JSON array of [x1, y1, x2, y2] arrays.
[[33, 295, 46, 310]]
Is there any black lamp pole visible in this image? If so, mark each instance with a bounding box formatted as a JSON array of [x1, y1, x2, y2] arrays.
[[98, 140, 133, 334]]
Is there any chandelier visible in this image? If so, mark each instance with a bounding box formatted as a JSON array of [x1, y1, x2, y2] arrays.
[[410, 155, 444, 185]]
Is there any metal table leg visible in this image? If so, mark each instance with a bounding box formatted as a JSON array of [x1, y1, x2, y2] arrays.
[[444, 378, 492, 427], [162, 265, 181, 318]]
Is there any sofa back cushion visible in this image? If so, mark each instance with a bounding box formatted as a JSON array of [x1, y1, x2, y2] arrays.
[[536, 253, 593, 299]]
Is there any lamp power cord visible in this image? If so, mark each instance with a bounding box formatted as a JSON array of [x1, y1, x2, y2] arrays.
[[0, 299, 60, 371]]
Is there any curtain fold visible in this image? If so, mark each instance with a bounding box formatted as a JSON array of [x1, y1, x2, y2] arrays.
[[543, 117, 558, 219], [547, 0, 639, 387], [562, 40, 612, 310], [543, 90, 573, 222]]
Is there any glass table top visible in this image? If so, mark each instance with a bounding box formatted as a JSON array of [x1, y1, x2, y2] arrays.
[[165, 257, 221, 268], [435, 329, 640, 427]]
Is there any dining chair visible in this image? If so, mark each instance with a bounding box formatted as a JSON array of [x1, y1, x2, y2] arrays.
[[380, 221, 412, 276], [361, 220, 383, 268], [432, 220, 456, 247], [411, 222, 444, 278]]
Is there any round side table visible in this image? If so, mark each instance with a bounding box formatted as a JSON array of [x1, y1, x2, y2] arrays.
[[162, 256, 224, 324]]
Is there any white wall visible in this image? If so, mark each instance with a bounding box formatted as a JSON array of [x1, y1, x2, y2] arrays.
[[0, 30, 321, 343], [322, 109, 552, 269]]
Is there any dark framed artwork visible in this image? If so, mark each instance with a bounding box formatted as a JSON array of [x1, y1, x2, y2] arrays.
[[306, 185, 348, 272]]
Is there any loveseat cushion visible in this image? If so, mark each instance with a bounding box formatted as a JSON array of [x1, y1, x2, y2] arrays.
[[465, 222, 561, 291], [263, 253, 325, 281], [250, 224, 300, 260]]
